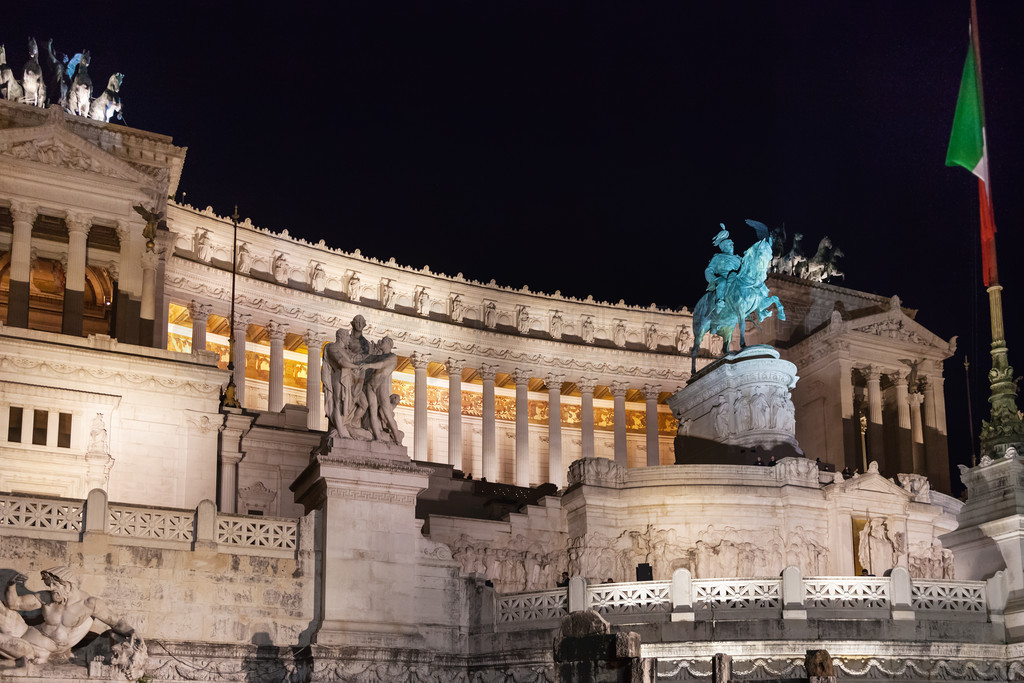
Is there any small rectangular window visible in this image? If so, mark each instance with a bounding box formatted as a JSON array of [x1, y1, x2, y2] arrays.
[[32, 410, 47, 446], [8, 407, 23, 443], [58, 413, 72, 449]]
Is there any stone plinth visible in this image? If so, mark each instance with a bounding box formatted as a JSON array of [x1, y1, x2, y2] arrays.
[[553, 611, 652, 682], [290, 438, 431, 646], [668, 345, 801, 464]]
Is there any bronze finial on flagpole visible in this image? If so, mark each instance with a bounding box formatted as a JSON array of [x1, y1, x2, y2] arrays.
[[222, 205, 241, 409]]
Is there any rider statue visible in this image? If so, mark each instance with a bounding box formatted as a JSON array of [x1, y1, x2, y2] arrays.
[[705, 225, 742, 314]]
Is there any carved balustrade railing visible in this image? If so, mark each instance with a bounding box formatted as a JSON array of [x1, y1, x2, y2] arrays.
[[0, 490, 299, 559], [0, 493, 83, 539], [589, 580, 671, 615], [497, 589, 568, 624], [693, 577, 782, 612], [911, 578, 986, 616], [216, 513, 298, 557], [491, 569, 995, 630], [108, 504, 195, 543]]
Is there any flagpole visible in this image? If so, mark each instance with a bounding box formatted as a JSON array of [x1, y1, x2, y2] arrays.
[[968, 0, 1022, 455]]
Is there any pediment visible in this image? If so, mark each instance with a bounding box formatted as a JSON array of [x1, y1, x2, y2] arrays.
[[832, 470, 911, 499], [846, 303, 954, 357], [0, 111, 155, 187]]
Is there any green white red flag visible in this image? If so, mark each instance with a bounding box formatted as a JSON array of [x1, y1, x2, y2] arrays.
[[946, 34, 998, 286]]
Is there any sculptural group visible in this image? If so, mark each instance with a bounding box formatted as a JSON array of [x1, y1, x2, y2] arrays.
[[0, 38, 123, 123], [0, 567, 144, 677], [321, 315, 404, 447], [691, 220, 785, 371]]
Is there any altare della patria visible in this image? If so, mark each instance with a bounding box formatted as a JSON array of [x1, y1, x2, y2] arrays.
[[0, 31, 1022, 683]]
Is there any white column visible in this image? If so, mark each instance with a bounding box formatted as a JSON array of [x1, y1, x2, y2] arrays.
[[7, 200, 37, 328], [140, 250, 159, 343], [480, 364, 499, 482], [864, 365, 884, 464], [611, 380, 628, 467], [266, 321, 287, 412], [305, 329, 325, 429], [232, 313, 251, 407], [908, 392, 925, 474], [643, 384, 661, 466], [512, 368, 531, 487], [445, 358, 465, 469], [892, 369, 912, 472], [578, 377, 597, 459], [546, 373, 565, 487], [187, 300, 211, 354], [411, 352, 430, 462], [62, 211, 91, 337]]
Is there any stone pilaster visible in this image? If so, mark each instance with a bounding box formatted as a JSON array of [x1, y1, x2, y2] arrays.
[[611, 381, 629, 467], [445, 358, 465, 469], [546, 373, 565, 487], [266, 321, 287, 412], [7, 200, 37, 328], [62, 212, 91, 336], [512, 368, 531, 487], [643, 384, 661, 467], [480, 364, 499, 482], [578, 378, 597, 459], [410, 352, 430, 462]]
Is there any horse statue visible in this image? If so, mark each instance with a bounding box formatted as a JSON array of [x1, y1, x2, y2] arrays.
[[777, 232, 806, 276], [690, 219, 786, 373], [67, 50, 92, 117], [22, 37, 46, 107], [90, 72, 123, 122], [0, 45, 24, 102], [803, 236, 844, 282]]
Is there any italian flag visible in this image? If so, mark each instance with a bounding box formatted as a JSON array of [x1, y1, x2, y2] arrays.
[[946, 36, 998, 286]]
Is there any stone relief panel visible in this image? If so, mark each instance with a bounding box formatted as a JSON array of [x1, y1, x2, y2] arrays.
[[857, 517, 905, 577], [446, 533, 567, 593], [693, 525, 826, 578], [908, 540, 954, 580]]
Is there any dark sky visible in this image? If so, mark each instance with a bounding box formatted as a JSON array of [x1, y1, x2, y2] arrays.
[[6, 2, 1024, 489]]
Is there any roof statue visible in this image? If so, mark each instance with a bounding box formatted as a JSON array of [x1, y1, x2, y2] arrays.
[[0, 38, 123, 122], [691, 219, 785, 373], [771, 231, 845, 282]]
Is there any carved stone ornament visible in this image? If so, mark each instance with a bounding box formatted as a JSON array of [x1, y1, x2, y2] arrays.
[[272, 253, 289, 284], [567, 456, 626, 488], [581, 316, 596, 344]]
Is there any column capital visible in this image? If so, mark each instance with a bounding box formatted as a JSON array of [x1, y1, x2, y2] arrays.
[[233, 313, 252, 331], [265, 320, 288, 341], [410, 351, 431, 370], [8, 200, 38, 224], [576, 377, 597, 393], [908, 392, 924, 407], [642, 383, 661, 401], [114, 218, 136, 242], [862, 365, 883, 383], [445, 357, 466, 377], [478, 363, 499, 382], [545, 373, 565, 390], [106, 261, 119, 280], [141, 250, 160, 270], [303, 328, 326, 347], [511, 368, 532, 386], [610, 380, 629, 398], [186, 300, 212, 322], [889, 368, 909, 386], [64, 211, 92, 236]]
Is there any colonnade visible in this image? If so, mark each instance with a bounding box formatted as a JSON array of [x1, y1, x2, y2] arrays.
[[3, 200, 154, 344], [854, 363, 946, 479], [183, 306, 669, 488]]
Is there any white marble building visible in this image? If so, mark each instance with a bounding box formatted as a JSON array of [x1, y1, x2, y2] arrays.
[[0, 98, 1017, 681]]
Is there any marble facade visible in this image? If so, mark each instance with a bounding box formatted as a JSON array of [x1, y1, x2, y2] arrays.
[[0, 97, 1012, 681]]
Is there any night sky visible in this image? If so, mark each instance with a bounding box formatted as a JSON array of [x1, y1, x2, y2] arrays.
[[5, 2, 1024, 490]]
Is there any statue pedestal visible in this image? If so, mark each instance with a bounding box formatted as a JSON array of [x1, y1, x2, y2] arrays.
[[290, 438, 430, 646], [668, 345, 802, 464]]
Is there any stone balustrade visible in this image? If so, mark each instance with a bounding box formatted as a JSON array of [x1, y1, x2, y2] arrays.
[[491, 567, 997, 631], [0, 489, 297, 559]]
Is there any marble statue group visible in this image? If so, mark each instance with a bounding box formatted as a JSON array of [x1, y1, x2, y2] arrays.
[[0, 567, 145, 677], [322, 315, 405, 447], [691, 219, 785, 372], [0, 37, 123, 122]]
